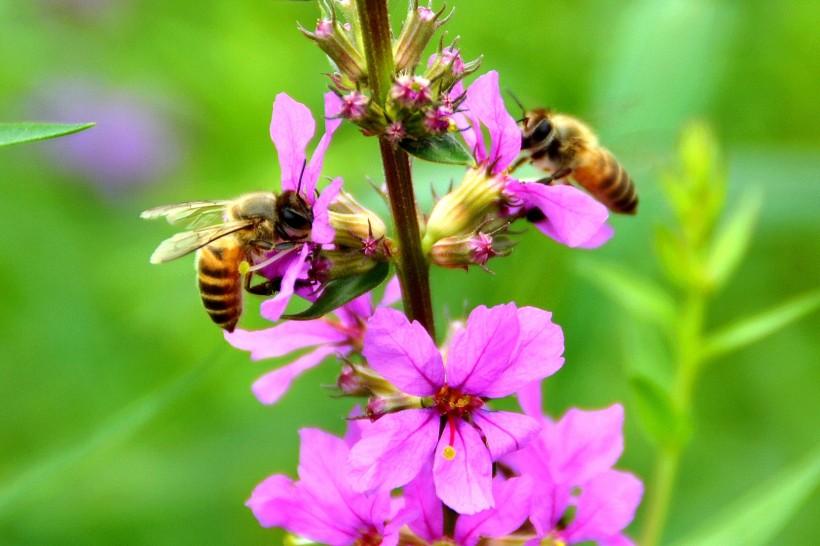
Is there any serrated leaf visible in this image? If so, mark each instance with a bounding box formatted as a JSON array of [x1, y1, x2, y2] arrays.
[[705, 189, 761, 289], [0, 122, 95, 147], [702, 290, 820, 361], [399, 134, 473, 165], [576, 258, 676, 332], [283, 262, 390, 320], [629, 375, 691, 451], [667, 444, 820, 546]]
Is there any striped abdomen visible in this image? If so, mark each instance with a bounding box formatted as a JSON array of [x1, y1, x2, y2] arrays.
[[197, 243, 245, 332], [572, 148, 638, 215]]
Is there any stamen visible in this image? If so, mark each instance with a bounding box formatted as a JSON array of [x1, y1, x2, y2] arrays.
[[248, 245, 298, 272], [441, 414, 457, 460], [238, 261, 250, 275]]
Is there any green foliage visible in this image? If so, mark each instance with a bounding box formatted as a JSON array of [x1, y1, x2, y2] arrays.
[[284, 262, 390, 320], [667, 444, 820, 546], [0, 122, 94, 147], [629, 375, 691, 452], [399, 133, 474, 165]]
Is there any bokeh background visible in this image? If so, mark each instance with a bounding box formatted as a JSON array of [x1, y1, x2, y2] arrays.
[[1, 0, 818, 544]]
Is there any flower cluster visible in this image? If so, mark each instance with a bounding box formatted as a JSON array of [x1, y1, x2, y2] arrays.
[[145, 1, 646, 544], [302, 0, 479, 144], [248, 304, 642, 544]]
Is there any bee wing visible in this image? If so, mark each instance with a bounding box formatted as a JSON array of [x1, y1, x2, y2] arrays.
[[149, 221, 254, 264], [141, 201, 233, 229]]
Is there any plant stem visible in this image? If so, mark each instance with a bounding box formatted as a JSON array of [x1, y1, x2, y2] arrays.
[[640, 291, 706, 546], [356, 0, 436, 337]]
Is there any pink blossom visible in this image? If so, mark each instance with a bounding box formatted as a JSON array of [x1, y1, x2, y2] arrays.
[[458, 71, 612, 248], [400, 459, 533, 545], [348, 303, 564, 515], [257, 92, 344, 321], [248, 427, 410, 546], [225, 278, 401, 404], [504, 403, 644, 545]]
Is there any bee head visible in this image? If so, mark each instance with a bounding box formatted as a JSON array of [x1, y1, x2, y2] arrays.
[[521, 109, 554, 150], [276, 191, 314, 241]]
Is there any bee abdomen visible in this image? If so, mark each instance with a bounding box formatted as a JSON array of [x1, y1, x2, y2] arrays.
[[197, 245, 244, 332], [574, 150, 638, 215]]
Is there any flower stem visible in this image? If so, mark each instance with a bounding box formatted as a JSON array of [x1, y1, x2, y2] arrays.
[[356, 0, 436, 336]]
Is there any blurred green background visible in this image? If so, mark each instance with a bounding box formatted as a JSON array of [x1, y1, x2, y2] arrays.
[[1, 0, 818, 544]]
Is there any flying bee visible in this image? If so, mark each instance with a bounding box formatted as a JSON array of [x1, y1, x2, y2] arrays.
[[141, 190, 313, 332], [517, 108, 638, 215]]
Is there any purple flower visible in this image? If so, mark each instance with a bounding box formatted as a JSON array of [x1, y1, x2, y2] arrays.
[[401, 459, 533, 545], [348, 303, 564, 515], [248, 427, 410, 546], [226, 277, 401, 405], [458, 71, 612, 248], [30, 79, 181, 196], [504, 403, 644, 545], [256, 91, 344, 321]]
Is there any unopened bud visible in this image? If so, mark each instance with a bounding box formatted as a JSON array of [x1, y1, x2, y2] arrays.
[[429, 230, 513, 271], [394, 2, 452, 73]]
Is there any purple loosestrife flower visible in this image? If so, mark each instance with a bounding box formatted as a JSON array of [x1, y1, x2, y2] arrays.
[[400, 459, 533, 545], [348, 303, 564, 515], [226, 277, 401, 405], [459, 71, 612, 248], [248, 427, 410, 546], [256, 91, 344, 321], [505, 403, 644, 546]]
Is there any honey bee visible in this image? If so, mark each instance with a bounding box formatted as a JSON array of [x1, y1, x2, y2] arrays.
[[141, 190, 313, 332], [518, 108, 638, 215]]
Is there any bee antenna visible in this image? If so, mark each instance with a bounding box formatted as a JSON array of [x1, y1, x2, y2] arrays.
[[296, 160, 307, 196], [506, 89, 527, 115]]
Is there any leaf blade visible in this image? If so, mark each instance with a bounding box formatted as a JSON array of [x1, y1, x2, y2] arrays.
[[283, 262, 390, 320], [0, 122, 95, 147], [703, 290, 820, 360], [399, 133, 473, 165]]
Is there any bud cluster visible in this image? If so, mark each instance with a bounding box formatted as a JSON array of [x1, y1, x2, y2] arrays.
[[302, 0, 480, 144]]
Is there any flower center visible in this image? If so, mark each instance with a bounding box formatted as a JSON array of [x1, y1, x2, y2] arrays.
[[433, 385, 484, 418], [353, 526, 383, 546]]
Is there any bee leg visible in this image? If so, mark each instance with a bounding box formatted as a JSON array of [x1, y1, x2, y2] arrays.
[[509, 156, 529, 173], [243, 269, 282, 296], [536, 166, 573, 185]]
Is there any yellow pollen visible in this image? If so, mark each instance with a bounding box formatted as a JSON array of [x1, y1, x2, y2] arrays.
[[442, 446, 456, 460], [238, 261, 251, 275]]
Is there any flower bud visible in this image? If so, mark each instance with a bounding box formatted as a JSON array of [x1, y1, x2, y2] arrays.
[[422, 166, 507, 251], [394, 1, 452, 73], [300, 18, 367, 83], [429, 229, 514, 271]]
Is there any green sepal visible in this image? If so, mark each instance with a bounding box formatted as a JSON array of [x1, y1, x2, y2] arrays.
[[399, 133, 473, 165], [0, 122, 95, 147], [283, 262, 390, 320]]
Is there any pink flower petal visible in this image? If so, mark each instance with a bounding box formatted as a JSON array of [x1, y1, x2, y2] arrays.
[[446, 304, 519, 394], [271, 93, 315, 192], [311, 177, 343, 244], [348, 409, 440, 492], [454, 476, 533, 546], [551, 405, 625, 485], [564, 470, 644, 543], [401, 459, 443, 543], [516, 380, 545, 419], [577, 222, 615, 248], [379, 275, 402, 307], [481, 306, 564, 398], [363, 309, 444, 397], [507, 181, 610, 247], [259, 243, 311, 321], [464, 71, 521, 173], [246, 474, 296, 528], [471, 409, 540, 461], [302, 93, 343, 197], [224, 320, 348, 360], [251, 345, 342, 405], [433, 419, 494, 515]]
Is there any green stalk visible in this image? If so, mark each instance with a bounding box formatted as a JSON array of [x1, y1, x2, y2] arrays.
[[356, 0, 436, 337], [641, 291, 706, 546]]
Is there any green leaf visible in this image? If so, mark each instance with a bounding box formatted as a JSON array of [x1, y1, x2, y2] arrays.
[[0, 122, 95, 147], [702, 290, 820, 360], [399, 134, 473, 165], [667, 444, 820, 546], [654, 225, 695, 290], [629, 374, 691, 451], [576, 259, 676, 332], [283, 262, 390, 320], [705, 189, 761, 289]]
